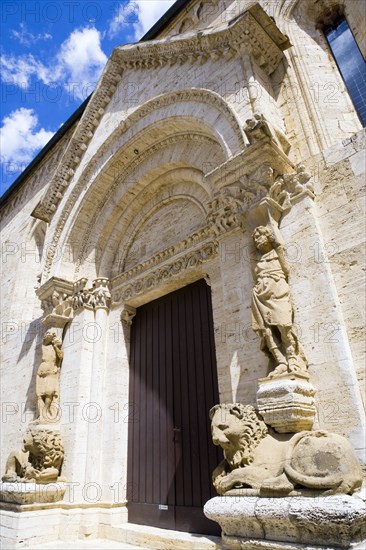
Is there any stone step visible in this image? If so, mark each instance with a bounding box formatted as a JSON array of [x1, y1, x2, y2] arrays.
[[29, 539, 148, 549], [103, 523, 222, 550]]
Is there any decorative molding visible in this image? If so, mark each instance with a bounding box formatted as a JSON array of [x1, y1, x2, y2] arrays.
[[72, 88, 245, 219], [31, 58, 123, 222], [112, 226, 212, 288], [74, 132, 217, 278], [32, 3, 289, 224], [111, 240, 218, 304]]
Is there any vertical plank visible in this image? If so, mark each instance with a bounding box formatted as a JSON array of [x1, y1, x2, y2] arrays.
[[165, 296, 175, 507]]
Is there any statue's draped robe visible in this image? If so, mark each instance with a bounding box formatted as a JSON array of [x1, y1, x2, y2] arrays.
[[251, 248, 292, 332]]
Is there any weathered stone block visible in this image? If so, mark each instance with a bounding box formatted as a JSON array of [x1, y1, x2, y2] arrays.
[[257, 373, 316, 433]]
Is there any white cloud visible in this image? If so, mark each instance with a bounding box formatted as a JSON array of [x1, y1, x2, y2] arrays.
[[56, 27, 108, 96], [109, 1, 176, 40], [1, 27, 107, 100], [0, 108, 54, 166], [11, 22, 52, 47], [0, 53, 52, 88]]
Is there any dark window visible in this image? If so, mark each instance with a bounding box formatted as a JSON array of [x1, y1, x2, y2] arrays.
[[324, 16, 366, 126]]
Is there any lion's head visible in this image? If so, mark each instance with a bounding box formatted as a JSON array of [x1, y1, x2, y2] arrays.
[[23, 429, 64, 473], [209, 404, 268, 469]]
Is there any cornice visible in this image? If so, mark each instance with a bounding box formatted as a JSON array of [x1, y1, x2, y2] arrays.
[[31, 3, 289, 224], [113, 7, 289, 74]]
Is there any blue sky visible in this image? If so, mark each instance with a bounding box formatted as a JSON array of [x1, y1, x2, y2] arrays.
[[0, 0, 176, 196]]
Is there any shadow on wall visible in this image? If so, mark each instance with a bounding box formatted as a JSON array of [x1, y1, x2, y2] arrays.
[[20, 317, 43, 419]]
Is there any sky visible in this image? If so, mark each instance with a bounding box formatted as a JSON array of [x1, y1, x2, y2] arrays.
[[0, 0, 176, 196]]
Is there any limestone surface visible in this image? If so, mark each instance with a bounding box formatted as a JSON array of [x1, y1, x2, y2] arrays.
[[204, 491, 366, 548]]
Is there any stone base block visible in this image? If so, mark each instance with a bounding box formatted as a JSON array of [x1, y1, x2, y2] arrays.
[[0, 503, 127, 549], [204, 491, 366, 549], [0, 482, 66, 504], [257, 373, 316, 433]]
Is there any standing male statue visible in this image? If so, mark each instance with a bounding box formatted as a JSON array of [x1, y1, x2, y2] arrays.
[[251, 225, 307, 377], [35, 331, 63, 423]]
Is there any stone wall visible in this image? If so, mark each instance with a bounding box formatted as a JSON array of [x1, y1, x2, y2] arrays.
[[0, 128, 74, 476]]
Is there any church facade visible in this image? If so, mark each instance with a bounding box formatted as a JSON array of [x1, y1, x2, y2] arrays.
[[1, 0, 365, 548]]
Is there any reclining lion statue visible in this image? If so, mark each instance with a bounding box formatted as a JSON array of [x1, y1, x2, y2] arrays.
[[2, 428, 64, 484], [210, 404, 363, 496]]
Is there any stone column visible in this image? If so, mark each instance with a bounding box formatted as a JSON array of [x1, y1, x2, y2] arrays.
[[84, 279, 111, 497]]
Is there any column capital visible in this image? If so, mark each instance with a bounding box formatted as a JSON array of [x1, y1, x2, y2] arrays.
[[36, 276, 74, 331]]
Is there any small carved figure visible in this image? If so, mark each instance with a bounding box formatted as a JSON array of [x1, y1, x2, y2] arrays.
[[245, 113, 290, 154], [210, 404, 363, 496], [268, 165, 314, 209], [35, 331, 63, 423], [85, 291, 96, 308], [94, 286, 111, 308], [251, 226, 307, 377], [121, 306, 136, 326], [51, 291, 73, 318], [268, 176, 292, 209], [73, 290, 86, 310], [2, 428, 64, 484]]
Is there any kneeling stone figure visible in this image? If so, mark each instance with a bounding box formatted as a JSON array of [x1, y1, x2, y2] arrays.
[[210, 404, 363, 496]]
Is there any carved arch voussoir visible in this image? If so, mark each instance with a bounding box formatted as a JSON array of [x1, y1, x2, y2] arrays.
[[44, 132, 220, 282]]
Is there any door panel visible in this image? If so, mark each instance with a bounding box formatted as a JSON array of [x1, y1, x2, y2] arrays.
[[127, 279, 221, 535]]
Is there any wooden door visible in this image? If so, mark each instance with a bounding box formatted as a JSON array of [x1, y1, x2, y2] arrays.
[[127, 279, 221, 535]]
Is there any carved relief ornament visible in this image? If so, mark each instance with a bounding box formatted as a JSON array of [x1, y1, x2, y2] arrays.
[[206, 161, 315, 236], [72, 278, 111, 311], [112, 241, 218, 304]]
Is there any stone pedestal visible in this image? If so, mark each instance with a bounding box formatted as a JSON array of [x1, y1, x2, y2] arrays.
[[204, 490, 366, 549], [0, 482, 66, 505], [257, 373, 316, 433]]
